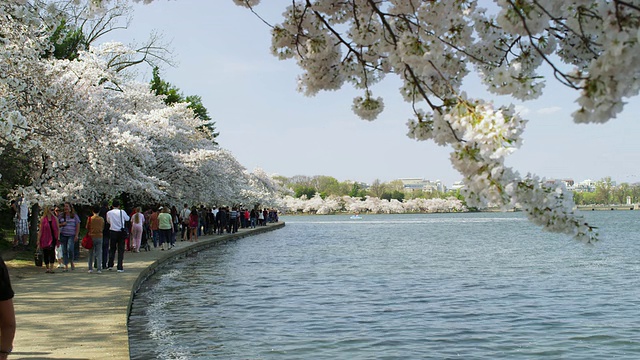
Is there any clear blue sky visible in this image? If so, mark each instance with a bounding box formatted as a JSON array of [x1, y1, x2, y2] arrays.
[[106, 0, 640, 187]]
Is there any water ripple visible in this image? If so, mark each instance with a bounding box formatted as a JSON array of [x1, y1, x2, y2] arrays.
[[130, 212, 640, 359]]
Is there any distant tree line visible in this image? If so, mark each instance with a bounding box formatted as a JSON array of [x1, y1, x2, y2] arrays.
[[573, 177, 640, 206], [273, 175, 462, 203], [274, 175, 640, 207]]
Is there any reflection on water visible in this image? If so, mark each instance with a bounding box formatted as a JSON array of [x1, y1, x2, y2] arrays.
[[130, 212, 640, 359]]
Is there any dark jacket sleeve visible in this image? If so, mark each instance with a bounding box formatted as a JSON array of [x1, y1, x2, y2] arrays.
[[0, 257, 14, 301]]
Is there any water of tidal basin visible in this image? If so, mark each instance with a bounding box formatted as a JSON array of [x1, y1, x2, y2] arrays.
[[128, 211, 640, 359]]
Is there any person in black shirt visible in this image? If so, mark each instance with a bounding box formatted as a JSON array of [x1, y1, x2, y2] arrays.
[[0, 256, 15, 359]]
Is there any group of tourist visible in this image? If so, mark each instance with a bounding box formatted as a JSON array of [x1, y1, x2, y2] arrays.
[[25, 199, 279, 274], [35, 200, 131, 273], [0, 198, 280, 359]]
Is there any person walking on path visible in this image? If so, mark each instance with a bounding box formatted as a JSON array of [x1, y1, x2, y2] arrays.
[[250, 209, 257, 229], [216, 207, 227, 235], [170, 206, 179, 247], [98, 201, 110, 270], [130, 208, 144, 252], [258, 208, 264, 226], [229, 207, 239, 234], [149, 208, 159, 248], [86, 206, 105, 273], [58, 202, 80, 272], [158, 207, 174, 250], [106, 200, 130, 273], [13, 196, 30, 249], [36, 206, 59, 274], [0, 256, 15, 359], [188, 206, 198, 242], [179, 204, 191, 241]]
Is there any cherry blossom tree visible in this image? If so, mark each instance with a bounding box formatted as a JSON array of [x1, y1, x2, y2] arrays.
[[0, 1, 282, 209], [243, 167, 290, 208], [280, 194, 466, 214], [227, 0, 640, 243]]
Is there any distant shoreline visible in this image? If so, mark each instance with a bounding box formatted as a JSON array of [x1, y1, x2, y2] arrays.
[[282, 205, 639, 216], [576, 205, 637, 211]]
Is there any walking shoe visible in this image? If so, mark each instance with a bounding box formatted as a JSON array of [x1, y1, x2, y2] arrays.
[[107, 267, 113, 271], [97, 270, 102, 274], [88, 270, 93, 273], [117, 269, 124, 273]]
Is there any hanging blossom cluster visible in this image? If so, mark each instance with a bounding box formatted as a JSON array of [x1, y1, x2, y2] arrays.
[[224, 0, 640, 243], [0, 1, 283, 207], [280, 194, 466, 215]]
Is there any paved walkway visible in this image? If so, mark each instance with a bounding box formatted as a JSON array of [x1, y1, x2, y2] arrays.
[[7, 223, 284, 359]]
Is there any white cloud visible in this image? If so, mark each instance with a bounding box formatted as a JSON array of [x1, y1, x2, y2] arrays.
[[537, 106, 563, 115]]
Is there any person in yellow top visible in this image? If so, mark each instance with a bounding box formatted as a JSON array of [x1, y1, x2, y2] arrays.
[[86, 205, 105, 274], [157, 207, 174, 251]]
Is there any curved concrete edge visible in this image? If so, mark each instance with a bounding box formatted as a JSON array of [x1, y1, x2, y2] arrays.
[[126, 222, 285, 328]]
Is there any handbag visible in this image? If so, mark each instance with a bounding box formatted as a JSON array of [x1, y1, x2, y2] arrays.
[[120, 210, 130, 238], [81, 233, 93, 249], [82, 217, 93, 249], [34, 249, 43, 267]]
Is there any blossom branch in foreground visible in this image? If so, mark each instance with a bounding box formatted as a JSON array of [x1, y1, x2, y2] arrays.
[[227, 0, 640, 243]]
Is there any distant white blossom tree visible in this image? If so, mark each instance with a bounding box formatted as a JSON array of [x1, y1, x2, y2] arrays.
[[280, 194, 466, 215]]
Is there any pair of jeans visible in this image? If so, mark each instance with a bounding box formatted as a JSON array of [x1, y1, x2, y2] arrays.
[[198, 220, 204, 236], [108, 230, 125, 270], [152, 229, 159, 248], [88, 237, 103, 271], [74, 239, 80, 261], [101, 230, 110, 268], [59, 234, 75, 266], [171, 224, 178, 246]]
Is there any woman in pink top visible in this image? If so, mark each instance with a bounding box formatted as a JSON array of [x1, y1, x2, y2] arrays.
[[130, 208, 145, 252], [37, 206, 59, 273]]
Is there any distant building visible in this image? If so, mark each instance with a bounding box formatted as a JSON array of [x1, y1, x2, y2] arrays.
[[562, 179, 575, 187], [450, 181, 465, 191], [574, 179, 596, 192], [544, 179, 576, 191], [398, 178, 446, 193]]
